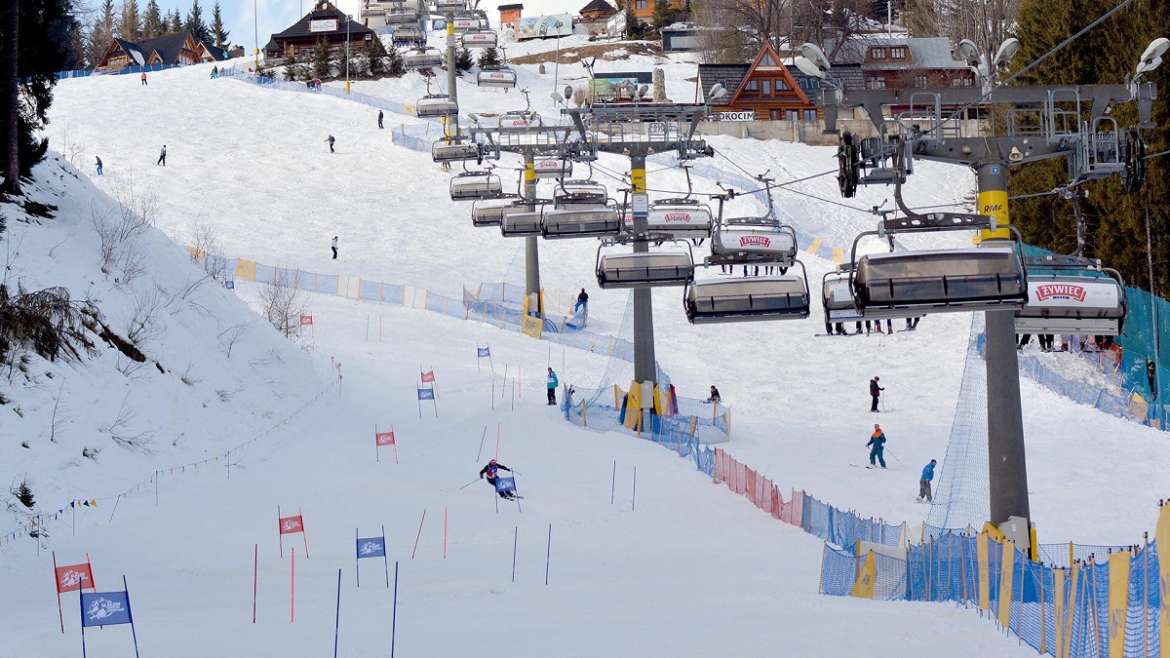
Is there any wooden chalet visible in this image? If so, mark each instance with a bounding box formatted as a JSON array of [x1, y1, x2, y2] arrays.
[[94, 30, 226, 71], [698, 43, 821, 122], [614, 0, 684, 23], [498, 3, 524, 29], [578, 0, 617, 22], [264, 1, 379, 60]]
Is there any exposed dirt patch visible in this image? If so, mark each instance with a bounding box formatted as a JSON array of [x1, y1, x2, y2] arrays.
[[510, 41, 662, 65]]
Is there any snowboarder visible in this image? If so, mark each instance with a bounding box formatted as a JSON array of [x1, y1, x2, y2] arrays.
[[869, 376, 884, 412], [866, 424, 887, 469], [918, 459, 936, 502], [479, 459, 517, 499], [94, 156, 103, 176], [156, 145, 166, 166], [706, 385, 721, 404], [331, 236, 339, 260], [546, 367, 559, 405], [378, 109, 384, 129], [140, 71, 148, 86], [326, 134, 336, 153], [574, 288, 589, 313]]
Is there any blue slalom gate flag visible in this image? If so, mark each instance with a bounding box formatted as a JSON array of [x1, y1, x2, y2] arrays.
[[494, 477, 517, 495], [477, 346, 490, 358], [80, 590, 132, 627], [417, 387, 435, 401], [356, 536, 386, 559]]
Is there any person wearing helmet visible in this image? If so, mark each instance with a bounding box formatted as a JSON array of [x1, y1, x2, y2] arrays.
[[479, 459, 516, 499]]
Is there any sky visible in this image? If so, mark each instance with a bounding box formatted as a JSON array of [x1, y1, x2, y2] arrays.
[[147, 0, 364, 53]]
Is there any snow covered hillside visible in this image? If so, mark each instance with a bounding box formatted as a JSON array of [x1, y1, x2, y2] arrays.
[[44, 59, 1170, 546]]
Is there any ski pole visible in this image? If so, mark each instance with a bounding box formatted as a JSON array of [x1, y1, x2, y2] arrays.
[[458, 479, 480, 491], [885, 447, 903, 464]]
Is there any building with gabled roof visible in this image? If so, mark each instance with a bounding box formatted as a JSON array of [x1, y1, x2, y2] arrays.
[[94, 30, 228, 72], [578, 0, 617, 22], [697, 43, 822, 122], [264, 1, 380, 60]]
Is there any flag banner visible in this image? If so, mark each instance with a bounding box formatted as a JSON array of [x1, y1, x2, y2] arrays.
[[279, 515, 305, 535], [477, 347, 490, 357], [420, 370, 436, 383], [224, 280, 235, 290], [356, 536, 386, 559], [375, 431, 396, 446], [417, 388, 435, 401], [56, 563, 95, 593], [494, 477, 517, 495], [80, 591, 132, 627], [299, 314, 314, 326]]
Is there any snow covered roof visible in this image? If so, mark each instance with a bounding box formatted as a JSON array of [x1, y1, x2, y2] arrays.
[[272, 1, 376, 40], [826, 35, 967, 70]]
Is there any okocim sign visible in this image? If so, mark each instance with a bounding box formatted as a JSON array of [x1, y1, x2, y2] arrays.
[[709, 110, 756, 122]]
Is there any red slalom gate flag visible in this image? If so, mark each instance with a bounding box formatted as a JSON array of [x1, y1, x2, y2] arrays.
[[375, 430, 396, 446], [55, 561, 95, 593], [279, 515, 305, 535], [420, 370, 436, 383], [299, 314, 314, 326]]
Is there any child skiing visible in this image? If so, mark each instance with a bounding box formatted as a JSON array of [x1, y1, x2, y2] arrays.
[[866, 424, 887, 469], [918, 459, 937, 502], [546, 367, 559, 405], [479, 459, 518, 499]]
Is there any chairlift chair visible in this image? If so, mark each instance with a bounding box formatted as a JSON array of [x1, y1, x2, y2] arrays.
[[449, 16, 479, 32], [1014, 262, 1126, 335], [684, 262, 811, 324], [392, 25, 425, 46], [385, 7, 420, 24], [540, 204, 622, 239], [709, 218, 798, 269], [822, 267, 865, 324], [851, 241, 1028, 319], [553, 179, 608, 208], [478, 67, 518, 89], [431, 140, 480, 163], [471, 195, 520, 227], [637, 198, 714, 239], [496, 109, 541, 128], [460, 29, 498, 48], [449, 170, 503, 201], [500, 201, 546, 237], [533, 156, 572, 179], [595, 242, 695, 289], [404, 48, 443, 70], [415, 94, 458, 118], [434, 0, 465, 11]]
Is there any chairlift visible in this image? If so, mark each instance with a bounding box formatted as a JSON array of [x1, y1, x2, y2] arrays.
[[822, 267, 865, 324], [460, 30, 498, 48], [471, 195, 520, 227], [431, 140, 480, 163], [434, 0, 465, 11], [534, 156, 572, 179], [500, 201, 546, 237], [684, 262, 811, 324], [540, 204, 622, 239], [385, 7, 420, 24], [478, 67, 518, 89], [497, 109, 541, 128], [415, 94, 458, 118], [709, 218, 798, 269], [554, 179, 608, 208], [449, 170, 503, 201], [404, 47, 443, 70], [636, 198, 714, 240], [449, 16, 479, 32], [392, 25, 425, 46], [1015, 261, 1126, 335], [595, 242, 695, 289]]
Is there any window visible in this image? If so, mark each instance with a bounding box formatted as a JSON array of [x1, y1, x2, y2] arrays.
[[914, 75, 928, 88], [770, 109, 783, 120], [951, 76, 973, 87], [635, 0, 646, 8], [786, 109, 798, 121], [890, 47, 907, 59], [761, 79, 771, 97], [774, 79, 789, 91], [804, 109, 817, 121], [871, 47, 886, 59], [759, 53, 777, 66], [746, 80, 758, 92], [866, 77, 886, 90]]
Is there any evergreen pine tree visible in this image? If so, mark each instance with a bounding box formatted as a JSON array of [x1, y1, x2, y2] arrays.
[[313, 38, 331, 78], [455, 47, 473, 73], [210, 1, 229, 47], [184, 0, 210, 43], [168, 9, 183, 32], [365, 37, 383, 75], [384, 44, 405, 77], [118, 0, 141, 40], [142, 0, 163, 38], [623, 7, 645, 39], [88, 0, 118, 66], [15, 480, 34, 508], [651, 0, 671, 34], [477, 46, 499, 68]]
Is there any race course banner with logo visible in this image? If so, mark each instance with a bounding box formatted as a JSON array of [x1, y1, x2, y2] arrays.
[[52, 552, 96, 634], [277, 507, 310, 558], [354, 527, 391, 587], [80, 576, 141, 658], [375, 426, 399, 463]]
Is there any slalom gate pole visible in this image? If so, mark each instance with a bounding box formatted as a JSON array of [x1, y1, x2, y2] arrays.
[[495, 424, 501, 459], [356, 529, 360, 587], [252, 543, 258, 623], [108, 494, 122, 523], [512, 526, 518, 583], [72, 503, 76, 536], [382, 525, 390, 588], [632, 467, 637, 511], [333, 568, 342, 658], [545, 523, 552, 586], [290, 546, 296, 623], [476, 425, 486, 462], [278, 505, 284, 558], [411, 509, 426, 560], [376, 424, 380, 463], [502, 364, 508, 398], [124, 575, 141, 658], [610, 460, 616, 505], [301, 506, 310, 557], [52, 551, 64, 634], [390, 562, 399, 658]]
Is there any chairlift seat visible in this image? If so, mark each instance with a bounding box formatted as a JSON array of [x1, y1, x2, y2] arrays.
[[431, 141, 480, 163], [853, 248, 1027, 318], [386, 10, 420, 24], [597, 251, 694, 289], [479, 68, 518, 88], [541, 206, 621, 239], [404, 49, 443, 70], [497, 110, 540, 128], [460, 30, 497, 48], [533, 157, 572, 179], [685, 276, 810, 324], [639, 199, 714, 238], [500, 205, 543, 237], [415, 95, 458, 118], [449, 172, 502, 201], [822, 272, 865, 323], [554, 180, 607, 207], [1014, 272, 1126, 335], [434, 0, 465, 10], [471, 197, 517, 227], [710, 223, 797, 266]]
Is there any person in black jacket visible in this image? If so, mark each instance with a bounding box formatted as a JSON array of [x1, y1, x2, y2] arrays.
[[575, 288, 589, 313], [706, 385, 721, 404], [869, 376, 884, 412], [479, 459, 516, 499]]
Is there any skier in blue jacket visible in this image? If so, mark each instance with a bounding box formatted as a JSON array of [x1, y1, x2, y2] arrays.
[[918, 459, 937, 502], [546, 367, 559, 406], [865, 424, 887, 468]]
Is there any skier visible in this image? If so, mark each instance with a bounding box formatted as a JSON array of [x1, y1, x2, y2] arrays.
[[140, 71, 148, 86], [326, 134, 336, 153], [869, 376, 884, 412], [478, 459, 517, 499], [574, 288, 589, 313], [918, 459, 936, 502], [546, 367, 559, 405], [94, 156, 103, 176], [331, 235, 339, 260], [378, 109, 384, 129], [866, 424, 887, 469], [211, 65, 219, 78], [156, 145, 166, 166], [706, 385, 721, 404]]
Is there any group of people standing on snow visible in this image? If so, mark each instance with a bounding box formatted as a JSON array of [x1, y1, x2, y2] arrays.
[[862, 376, 937, 502], [826, 317, 921, 336]]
